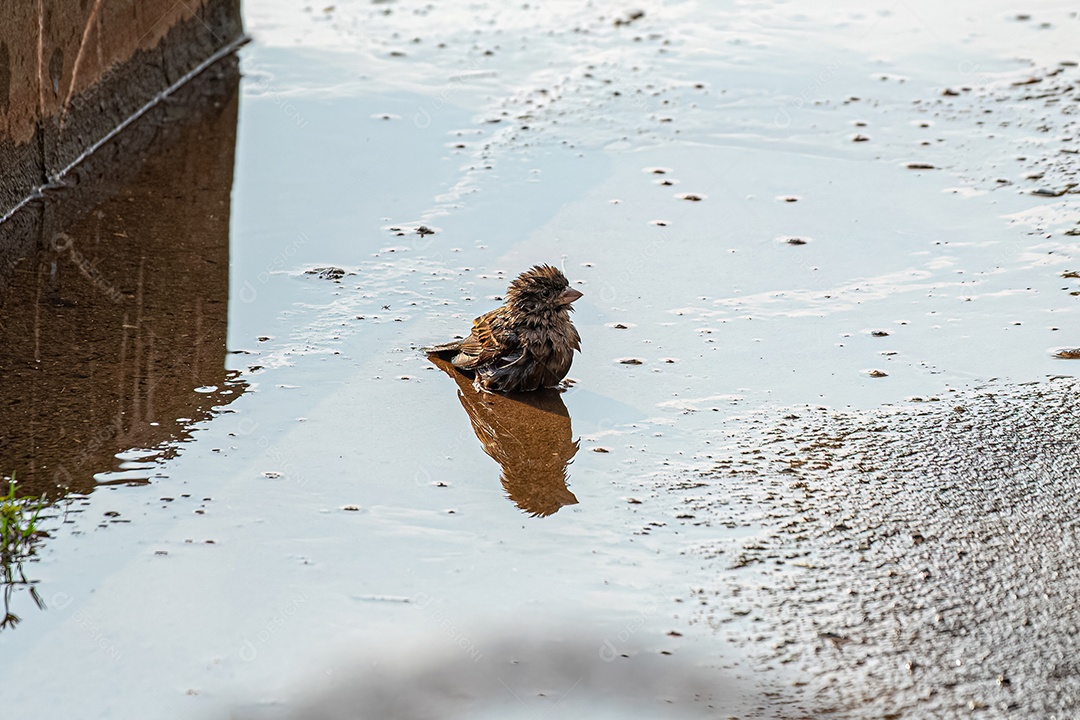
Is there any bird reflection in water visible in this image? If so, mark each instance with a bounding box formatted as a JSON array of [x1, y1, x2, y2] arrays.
[[428, 356, 579, 517]]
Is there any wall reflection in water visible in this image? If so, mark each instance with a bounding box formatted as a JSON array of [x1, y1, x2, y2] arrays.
[[430, 357, 579, 517], [0, 57, 244, 498], [0, 55, 244, 631]]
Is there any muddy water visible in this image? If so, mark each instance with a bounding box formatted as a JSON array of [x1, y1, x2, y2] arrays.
[[1, 1, 1078, 718]]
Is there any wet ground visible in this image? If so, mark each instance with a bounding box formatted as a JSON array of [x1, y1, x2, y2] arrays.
[[1, 1, 1078, 718], [687, 379, 1080, 718]]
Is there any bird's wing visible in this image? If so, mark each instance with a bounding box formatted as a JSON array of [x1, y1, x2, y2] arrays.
[[453, 309, 519, 369]]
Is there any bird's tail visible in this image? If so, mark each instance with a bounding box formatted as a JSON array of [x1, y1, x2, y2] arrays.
[[421, 339, 463, 356]]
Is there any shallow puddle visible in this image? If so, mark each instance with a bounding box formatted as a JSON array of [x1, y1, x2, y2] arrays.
[[2, 1, 1079, 718]]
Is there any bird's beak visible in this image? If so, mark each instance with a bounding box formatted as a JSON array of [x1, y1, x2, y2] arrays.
[[557, 287, 584, 305]]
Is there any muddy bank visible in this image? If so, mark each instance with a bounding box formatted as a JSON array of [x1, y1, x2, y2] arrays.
[[679, 377, 1080, 717]]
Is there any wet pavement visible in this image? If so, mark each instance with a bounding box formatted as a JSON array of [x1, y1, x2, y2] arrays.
[[1, 1, 1079, 718], [686, 378, 1080, 718]]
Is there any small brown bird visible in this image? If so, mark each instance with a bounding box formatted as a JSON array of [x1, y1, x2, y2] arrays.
[[424, 264, 583, 393]]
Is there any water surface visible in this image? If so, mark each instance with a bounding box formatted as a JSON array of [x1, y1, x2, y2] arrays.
[[1, 1, 1078, 718]]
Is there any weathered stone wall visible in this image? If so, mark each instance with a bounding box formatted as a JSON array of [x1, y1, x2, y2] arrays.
[[0, 0, 243, 218]]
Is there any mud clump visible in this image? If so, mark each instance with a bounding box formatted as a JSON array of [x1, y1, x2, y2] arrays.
[[306, 267, 352, 281], [613, 10, 645, 27], [781, 236, 810, 246]]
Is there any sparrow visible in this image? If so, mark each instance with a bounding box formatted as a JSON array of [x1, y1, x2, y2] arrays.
[[424, 264, 583, 393]]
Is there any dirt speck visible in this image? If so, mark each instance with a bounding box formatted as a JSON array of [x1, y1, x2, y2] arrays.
[[306, 266, 349, 281], [1030, 185, 1078, 197]]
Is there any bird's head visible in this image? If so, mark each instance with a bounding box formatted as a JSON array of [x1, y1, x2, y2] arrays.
[[506, 264, 583, 315]]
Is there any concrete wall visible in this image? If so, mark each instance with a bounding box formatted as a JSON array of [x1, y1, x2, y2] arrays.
[[0, 0, 243, 218]]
